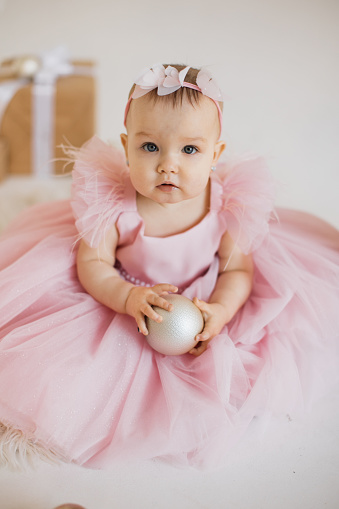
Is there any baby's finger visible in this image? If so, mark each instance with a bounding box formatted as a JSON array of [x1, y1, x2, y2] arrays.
[[153, 284, 178, 295], [135, 313, 149, 336], [189, 341, 209, 356], [148, 293, 174, 312], [195, 330, 211, 343], [195, 316, 221, 343], [141, 303, 163, 324], [193, 297, 209, 315]]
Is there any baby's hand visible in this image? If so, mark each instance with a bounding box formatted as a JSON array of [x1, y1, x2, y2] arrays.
[[189, 298, 228, 357], [125, 284, 178, 335]]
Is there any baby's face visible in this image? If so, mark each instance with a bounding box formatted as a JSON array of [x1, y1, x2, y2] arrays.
[[121, 95, 225, 207]]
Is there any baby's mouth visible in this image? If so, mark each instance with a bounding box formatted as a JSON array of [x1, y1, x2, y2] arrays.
[[157, 182, 179, 191]]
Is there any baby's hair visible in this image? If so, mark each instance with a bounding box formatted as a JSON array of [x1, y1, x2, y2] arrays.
[[128, 64, 224, 112]]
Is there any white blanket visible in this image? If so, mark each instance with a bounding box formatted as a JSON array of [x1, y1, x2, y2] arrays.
[[0, 176, 71, 234]]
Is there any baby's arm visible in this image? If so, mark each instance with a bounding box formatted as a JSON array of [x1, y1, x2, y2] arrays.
[[76, 226, 177, 334], [190, 232, 254, 356]]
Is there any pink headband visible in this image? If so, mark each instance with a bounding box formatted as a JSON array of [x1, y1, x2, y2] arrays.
[[124, 64, 223, 133]]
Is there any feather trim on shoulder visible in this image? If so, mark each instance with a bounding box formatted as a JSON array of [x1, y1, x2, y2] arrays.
[[215, 156, 277, 254], [65, 136, 129, 248]]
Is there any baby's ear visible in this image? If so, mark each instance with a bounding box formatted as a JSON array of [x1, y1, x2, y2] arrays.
[[120, 133, 128, 158], [213, 140, 226, 165]]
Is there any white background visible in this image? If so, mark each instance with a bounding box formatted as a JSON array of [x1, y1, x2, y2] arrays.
[[0, 1, 338, 508], [0, 0, 338, 226]]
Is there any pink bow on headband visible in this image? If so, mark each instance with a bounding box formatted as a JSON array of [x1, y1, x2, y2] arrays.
[[132, 64, 223, 103], [124, 64, 224, 133]]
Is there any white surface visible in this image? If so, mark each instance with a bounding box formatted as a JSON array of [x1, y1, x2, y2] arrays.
[[0, 176, 71, 233], [0, 386, 339, 509]]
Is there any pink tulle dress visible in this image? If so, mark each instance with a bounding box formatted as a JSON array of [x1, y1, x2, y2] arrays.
[[0, 136, 338, 470]]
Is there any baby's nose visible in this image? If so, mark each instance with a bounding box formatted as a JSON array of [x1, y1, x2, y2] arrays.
[[157, 155, 178, 174]]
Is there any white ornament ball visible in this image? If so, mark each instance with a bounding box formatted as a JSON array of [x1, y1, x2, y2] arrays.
[[146, 294, 204, 355]]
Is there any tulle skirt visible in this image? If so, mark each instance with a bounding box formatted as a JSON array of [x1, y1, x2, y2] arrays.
[[0, 202, 338, 470]]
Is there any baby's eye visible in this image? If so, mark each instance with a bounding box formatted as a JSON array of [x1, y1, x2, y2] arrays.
[[142, 143, 158, 153], [182, 145, 197, 155]]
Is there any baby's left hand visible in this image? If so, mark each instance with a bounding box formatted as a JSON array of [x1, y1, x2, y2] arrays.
[[189, 298, 228, 356]]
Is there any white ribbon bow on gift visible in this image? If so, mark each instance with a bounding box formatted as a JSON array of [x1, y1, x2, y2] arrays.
[[32, 47, 74, 177], [0, 46, 93, 177]]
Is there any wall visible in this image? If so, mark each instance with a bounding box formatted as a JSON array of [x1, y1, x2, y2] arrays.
[[0, 0, 338, 225]]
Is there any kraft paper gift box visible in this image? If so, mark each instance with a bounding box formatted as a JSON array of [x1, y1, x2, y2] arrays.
[[0, 136, 9, 181], [0, 49, 96, 179]]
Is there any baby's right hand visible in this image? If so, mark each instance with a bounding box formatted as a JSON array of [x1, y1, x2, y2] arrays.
[[125, 284, 178, 335]]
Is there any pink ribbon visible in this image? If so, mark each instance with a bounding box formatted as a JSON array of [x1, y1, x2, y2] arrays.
[[125, 64, 223, 132], [132, 64, 223, 103]]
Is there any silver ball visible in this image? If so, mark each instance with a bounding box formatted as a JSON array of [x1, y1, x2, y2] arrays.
[[146, 294, 204, 355]]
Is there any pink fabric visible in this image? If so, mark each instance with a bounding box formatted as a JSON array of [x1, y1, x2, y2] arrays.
[[0, 136, 338, 470]]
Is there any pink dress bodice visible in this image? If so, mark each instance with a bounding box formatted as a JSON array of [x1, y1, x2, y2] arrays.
[[115, 175, 227, 290]]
